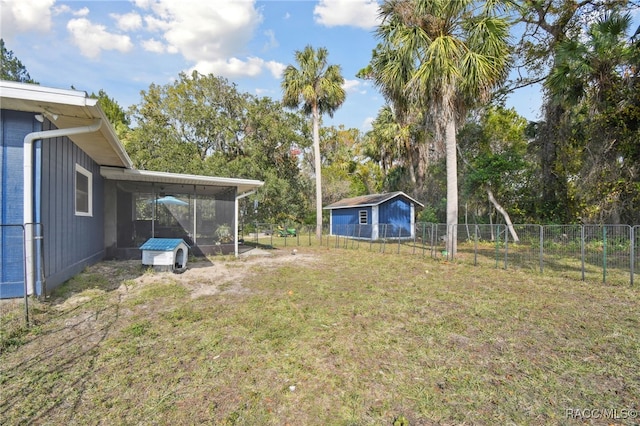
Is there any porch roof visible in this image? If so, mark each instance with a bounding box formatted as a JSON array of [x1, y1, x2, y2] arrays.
[[100, 166, 264, 196]]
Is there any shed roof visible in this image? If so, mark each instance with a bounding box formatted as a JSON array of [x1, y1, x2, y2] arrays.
[[140, 238, 188, 251], [0, 81, 133, 168], [324, 191, 423, 210]]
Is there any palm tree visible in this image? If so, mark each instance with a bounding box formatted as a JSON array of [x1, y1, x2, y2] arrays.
[[547, 12, 633, 111], [282, 45, 346, 240], [544, 11, 637, 223], [373, 0, 511, 256]]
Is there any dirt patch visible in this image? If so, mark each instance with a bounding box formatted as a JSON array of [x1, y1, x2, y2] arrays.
[[110, 248, 318, 300]]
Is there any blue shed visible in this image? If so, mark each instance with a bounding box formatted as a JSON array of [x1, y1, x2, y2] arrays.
[[324, 192, 423, 240], [1, 81, 263, 299]]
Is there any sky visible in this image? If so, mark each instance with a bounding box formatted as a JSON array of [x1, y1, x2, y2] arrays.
[[0, 0, 545, 132]]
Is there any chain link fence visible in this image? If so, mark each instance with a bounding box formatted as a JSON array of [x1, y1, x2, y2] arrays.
[[243, 222, 637, 286]]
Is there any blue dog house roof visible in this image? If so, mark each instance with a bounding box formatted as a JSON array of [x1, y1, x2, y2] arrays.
[[140, 238, 188, 251]]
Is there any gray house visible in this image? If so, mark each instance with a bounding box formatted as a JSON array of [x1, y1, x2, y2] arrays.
[[324, 191, 423, 240], [0, 81, 263, 299]]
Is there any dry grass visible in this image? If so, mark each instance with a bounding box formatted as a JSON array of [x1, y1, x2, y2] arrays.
[[1, 246, 639, 425]]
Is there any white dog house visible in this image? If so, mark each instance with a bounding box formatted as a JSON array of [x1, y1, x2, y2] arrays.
[[140, 238, 189, 272]]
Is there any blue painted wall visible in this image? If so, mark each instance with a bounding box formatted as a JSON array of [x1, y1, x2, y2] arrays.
[[331, 206, 373, 239], [378, 197, 413, 238], [1, 111, 105, 298], [329, 194, 414, 240], [0, 110, 39, 298]]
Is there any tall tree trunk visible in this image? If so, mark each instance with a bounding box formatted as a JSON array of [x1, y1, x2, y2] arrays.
[[405, 140, 416, 185], [415, 142, 429, 191], [445, 111, 458, 257], [312, 105, 323, 241], [486, 188, 519, 243]]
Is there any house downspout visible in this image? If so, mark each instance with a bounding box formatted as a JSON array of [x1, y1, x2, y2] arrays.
[[23, 119, 103, 295], [234, 190, 257, 257]]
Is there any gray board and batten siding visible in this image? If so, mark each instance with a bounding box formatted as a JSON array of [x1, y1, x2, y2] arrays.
[[40, 118, 105, 292]]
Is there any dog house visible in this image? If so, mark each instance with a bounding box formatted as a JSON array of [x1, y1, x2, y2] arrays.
[[140, 238, 189, 272]]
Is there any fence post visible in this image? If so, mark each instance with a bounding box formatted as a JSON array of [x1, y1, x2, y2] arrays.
[[581, 225, 585, 281], [504, 223, 509, 269], [474, 225, 479, 266], [602, 226, 607, 284], [495, 224, 500, 268], [539, 225, 544, 273], [631, 226, 635, 287], [430, 224, 435, 259]]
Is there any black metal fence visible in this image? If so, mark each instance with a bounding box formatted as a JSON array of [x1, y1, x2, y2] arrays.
[[246, 223, 638, 286], [0, 223, 44, 324]]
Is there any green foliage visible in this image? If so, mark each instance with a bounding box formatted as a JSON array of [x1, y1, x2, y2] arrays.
[[0, 39, 37, 83], [281, 45, 346, 237], [281, 45, 346, 118], [417, 205, 439, 223], [540, 9, 640, 224], [125, 72, 313, 223], [126, 71, 247, 174], [91, 89, 130, 139], [458, 106, 532, 223]]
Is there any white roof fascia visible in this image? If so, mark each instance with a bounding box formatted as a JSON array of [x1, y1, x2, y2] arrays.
[[324, 191, 424, 210], [100, 166, 264, 195], [0, 80, 97, 107]]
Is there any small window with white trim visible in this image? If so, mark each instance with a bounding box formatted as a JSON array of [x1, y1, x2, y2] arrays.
[[75, 164, 92, 216], [359, 210, 368, 225]]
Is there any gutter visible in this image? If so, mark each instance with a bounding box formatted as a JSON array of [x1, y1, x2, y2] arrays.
[[234, 189, 258, 257], [23, 119, 103, 295]]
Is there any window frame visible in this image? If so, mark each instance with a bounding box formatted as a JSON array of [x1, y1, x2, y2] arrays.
[[75, 164, 93, 217], [358, 209, 368, 225]]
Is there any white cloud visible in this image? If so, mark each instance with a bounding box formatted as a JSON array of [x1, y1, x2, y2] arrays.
[[141, 38, 166, 53], [343, 79, 361, 93], [0, 0, 55, 38], [67, 18, 133, 59], [143, 15, 170, 32], [314, 0, 380, 29], [190, 57, 285, 79], [53, 4, 71, 15], [74, 7, 89, 17], [263, 29, 278, 51], [133, 1, 284, 80], [264, 60, 286, 78], [137, 1, 263, 62], [112, 12, 143, 31]]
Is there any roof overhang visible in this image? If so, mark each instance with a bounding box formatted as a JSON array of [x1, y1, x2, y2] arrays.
[[324, 191, 424, 210], [100, 166, 264, 195], [0, 81, 133, 168]]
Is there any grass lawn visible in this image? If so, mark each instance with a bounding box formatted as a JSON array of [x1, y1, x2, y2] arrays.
[[1, 246, 639, 425]]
